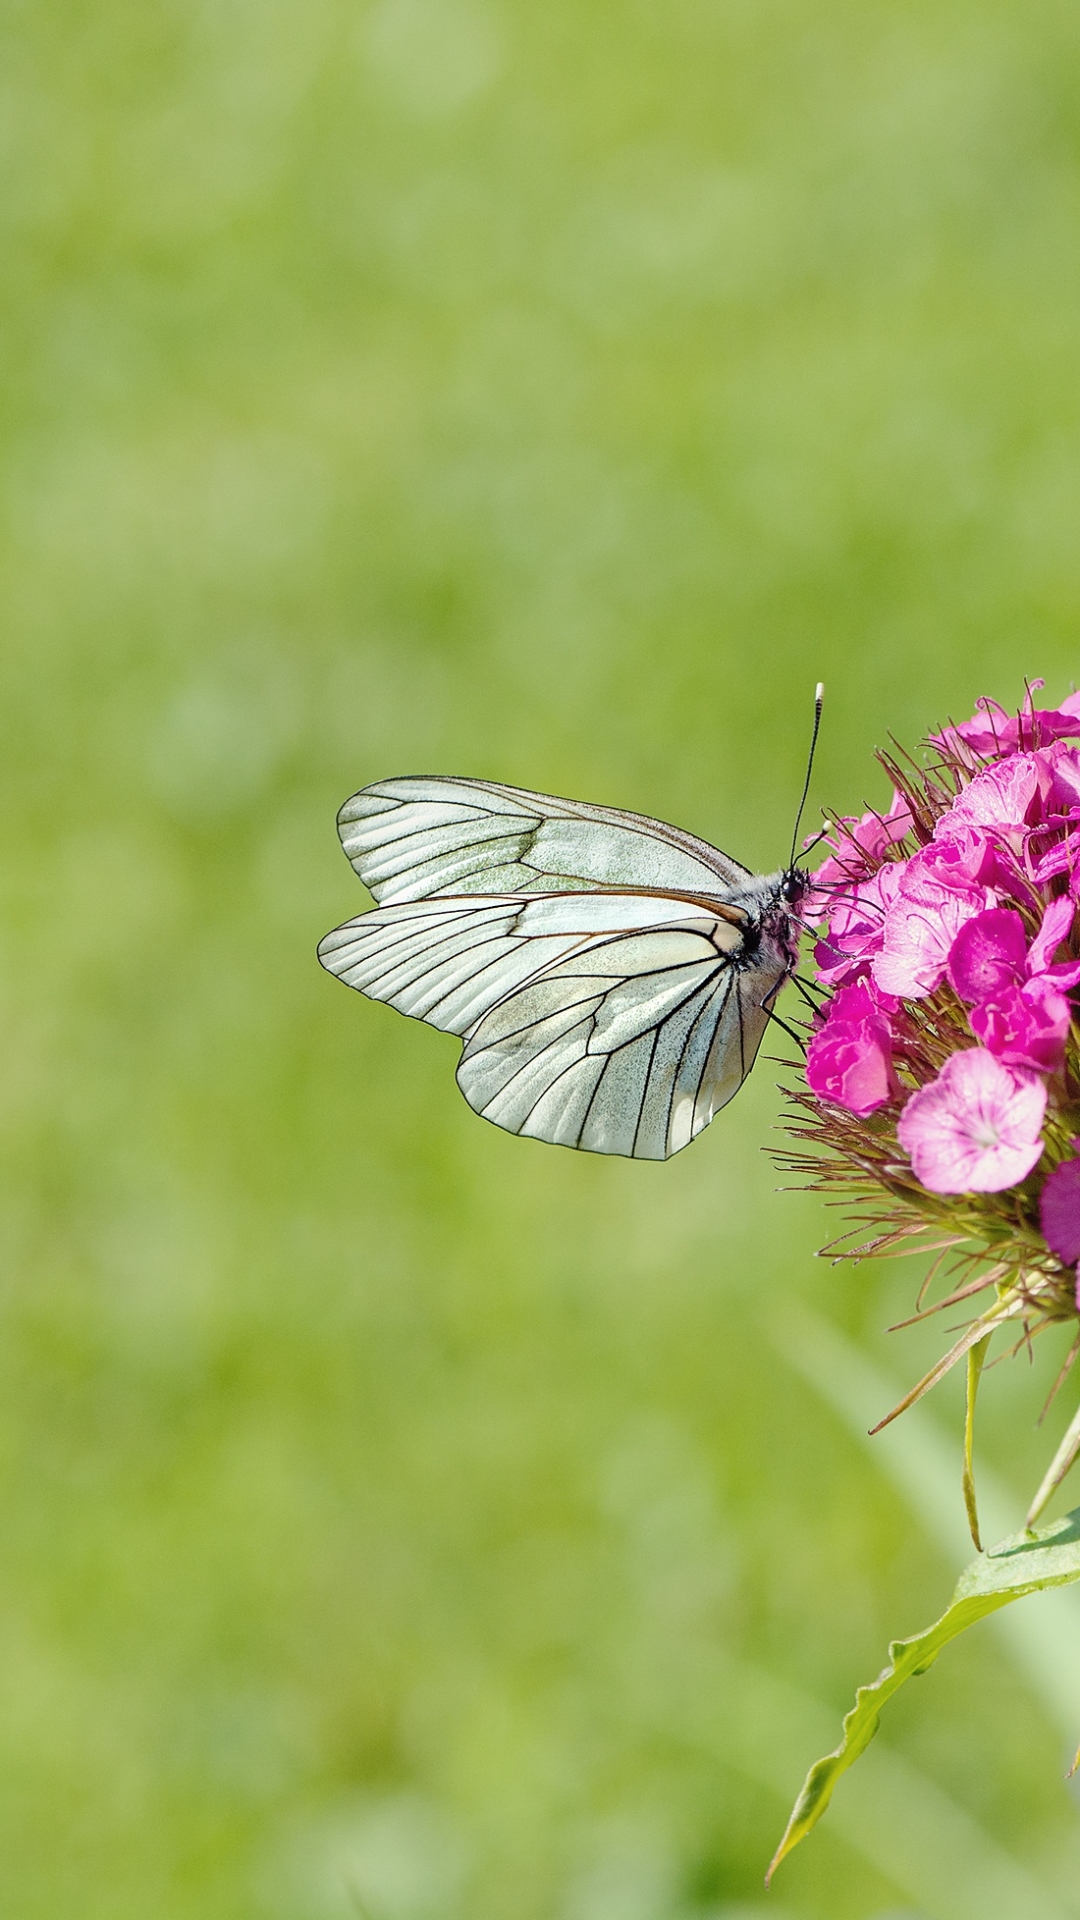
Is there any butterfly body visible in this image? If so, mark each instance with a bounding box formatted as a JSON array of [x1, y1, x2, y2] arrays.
[[318, 777, 806, 1159]]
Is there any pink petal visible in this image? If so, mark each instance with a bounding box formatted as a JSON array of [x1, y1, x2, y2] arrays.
[[1043, 744, 1080, 814], [806, 1025, 895, 1115], [1042, 957, 1080, 989], [933, 694, 1080, 761], [1028, 893, 1076, 974], [932, 699, 1015, 759], [897, 1050, 1046, 1194], [827, 979, 898, 1021], [942, 756, 1041, 835], [1039, 1156, 1080, 1265], [811, 865, 903, 981], [916, 828, 997, 891], [947, 908, 1027, 1002], [1031, 838, 1079, 887], [969, 981, 1071, 1073], [873, 884, 989, 998]]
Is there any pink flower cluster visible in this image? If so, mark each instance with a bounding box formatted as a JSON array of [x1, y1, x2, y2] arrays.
[[806, 690, 1080, 1204]]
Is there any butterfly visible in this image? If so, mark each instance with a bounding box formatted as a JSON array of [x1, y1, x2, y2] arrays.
[[318, 695, 821, 1160]]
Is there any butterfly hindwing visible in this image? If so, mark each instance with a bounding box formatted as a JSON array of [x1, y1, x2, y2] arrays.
[[458, 934, 780, 1159], [318, 888, 788, 1158], [337, 776, 753, 905]]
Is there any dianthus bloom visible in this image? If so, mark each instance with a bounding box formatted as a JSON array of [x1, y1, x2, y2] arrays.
[[896, 1049, 1046, 1193], [805, 979, 898, 1115], [1039, 1153, 1080, 1267], [785, 682, 1080, 1530]]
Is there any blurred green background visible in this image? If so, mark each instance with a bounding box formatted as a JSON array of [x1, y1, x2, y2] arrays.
[[7, 1, 1080, 1915]]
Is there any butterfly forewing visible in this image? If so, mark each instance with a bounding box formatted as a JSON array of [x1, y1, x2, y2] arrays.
[[338, 776, 752, 905]]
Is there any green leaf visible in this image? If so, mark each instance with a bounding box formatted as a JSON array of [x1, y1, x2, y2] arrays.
[[767, 1505, 1080, 1884]]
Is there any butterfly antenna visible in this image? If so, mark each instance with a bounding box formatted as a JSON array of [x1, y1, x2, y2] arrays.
[[789, 682, 824, 869]]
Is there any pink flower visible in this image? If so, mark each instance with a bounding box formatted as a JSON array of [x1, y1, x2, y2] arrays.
[[813, 864, 904, 988], [948, 908, 1028, 1001], [948, 899, 1079, 1073], [1036, 742, 1080, 816], [1029, 751, 1080, 888], [808, 807, 909, 915], [948, 894, 1080, 992], [806, 980, 898, 1115], [1028, 893, 1080, 978], [1031, 832, 1080, 890], [933, 689, 1080, 761], [938, 755, 1041, 838], [811, 797, 912, 887], [896, 1050, 1047, 1193], [1039, 1153, 1080, 1264], [968, 979, 1072, 1073], [845, 792, 915, 860], [907, 829, 999, 893], [873, 879, 991, 998]]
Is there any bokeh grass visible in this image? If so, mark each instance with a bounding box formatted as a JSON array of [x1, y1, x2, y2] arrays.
[[5, 1, 1080, 1914]]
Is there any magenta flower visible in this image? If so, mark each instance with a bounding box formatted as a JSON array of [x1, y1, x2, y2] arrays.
[[873, 878, 990, 998], [933, 687, 1080, 760], [907, 829, 999, 893], [947, 908, 1028, 1002], [941, 754, 1041, 837], [1031, 832, 1080, 890], [896, 1049, 1046, 1193], [947, 898, 1080, 1071], [810, 796, 913, 887], [1026, 747, 1080, 892], [812, 864, 903, 987], [1040, 743, 1080, 818], [1039, 1154, 1080, 1265], [1027, 892, 1080, 978], [806, 980, 898, 1115], [950, 895, 1080, 993], [791, 684, 1080, 1562], [968, 980, 1072, 1073]]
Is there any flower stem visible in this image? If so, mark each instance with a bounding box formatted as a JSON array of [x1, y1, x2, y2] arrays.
[[1027, 1398, 1080, 1529], [963, 1335, 991, 1551]]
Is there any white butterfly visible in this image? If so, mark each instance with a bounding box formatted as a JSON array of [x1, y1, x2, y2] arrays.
[[317, 751, 817, 1160]]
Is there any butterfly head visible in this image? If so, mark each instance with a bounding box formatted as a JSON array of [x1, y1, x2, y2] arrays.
[[773, 867, 811, 971]]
